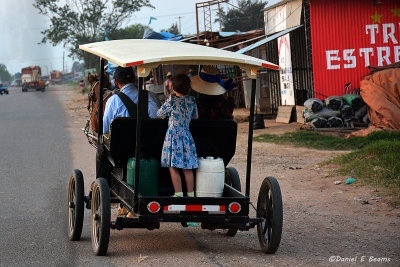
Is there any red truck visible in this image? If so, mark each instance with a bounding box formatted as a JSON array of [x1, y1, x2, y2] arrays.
[[21, 66, 45, 92], [50, 70, 63, 84]]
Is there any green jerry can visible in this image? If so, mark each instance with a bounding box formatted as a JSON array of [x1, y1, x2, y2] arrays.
[[127, 158, 159, 196]]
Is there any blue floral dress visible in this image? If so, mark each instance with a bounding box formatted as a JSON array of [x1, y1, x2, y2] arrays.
[[157, 95, 199, 169]]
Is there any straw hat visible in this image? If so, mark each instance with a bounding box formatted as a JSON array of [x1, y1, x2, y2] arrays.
[[166, 71, 172, 77], [190, 66, 227, 95]]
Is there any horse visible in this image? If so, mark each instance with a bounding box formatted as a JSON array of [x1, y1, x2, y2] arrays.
[[85, 72, 115, 146]]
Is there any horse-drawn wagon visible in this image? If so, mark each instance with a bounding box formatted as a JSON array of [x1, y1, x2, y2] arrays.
[[68, 39, 283, 256]]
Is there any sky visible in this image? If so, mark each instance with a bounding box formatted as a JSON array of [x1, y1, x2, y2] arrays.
[[0, 0, 280, 76]]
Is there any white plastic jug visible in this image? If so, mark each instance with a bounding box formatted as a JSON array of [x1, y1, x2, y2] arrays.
[[195, 157, 225, 197]]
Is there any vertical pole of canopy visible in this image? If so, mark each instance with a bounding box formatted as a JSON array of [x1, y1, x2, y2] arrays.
[[97, 58, 105, 142], [245, 78, 256, 197], [133, 77, 144, 212]]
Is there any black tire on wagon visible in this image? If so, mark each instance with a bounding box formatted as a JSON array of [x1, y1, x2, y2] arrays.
[[68, 169, 85, 241], [91, 178, 111, 256], [256, 176, 283, 254], [225, 167, 241, 236]]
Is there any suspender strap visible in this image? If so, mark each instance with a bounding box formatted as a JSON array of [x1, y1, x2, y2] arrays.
[[116, 92, 137, 118]]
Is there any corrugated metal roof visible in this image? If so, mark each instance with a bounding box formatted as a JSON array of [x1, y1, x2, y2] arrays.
[[236, 25, 302, 54], [262, 0, 297, 11], [220, 34, 266, 50]]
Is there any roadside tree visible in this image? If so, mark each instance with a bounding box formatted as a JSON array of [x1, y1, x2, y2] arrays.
[[108, 24, 152, 40], [161, 23, 180, 35], [33, 0, 153, 69], [218, 0, 267, 32], [0, 64, 12, 82]]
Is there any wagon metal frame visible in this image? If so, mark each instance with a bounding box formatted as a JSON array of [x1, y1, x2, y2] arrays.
[[67, 39, 283, 256]]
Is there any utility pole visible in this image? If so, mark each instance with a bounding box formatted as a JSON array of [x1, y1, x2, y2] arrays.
[[62, 51, 65, 73], [218, 2, 222, 32], [176, 16, 184, 34]]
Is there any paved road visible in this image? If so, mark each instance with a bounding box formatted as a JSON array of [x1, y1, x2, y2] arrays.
[[0, 88, 108, 266]]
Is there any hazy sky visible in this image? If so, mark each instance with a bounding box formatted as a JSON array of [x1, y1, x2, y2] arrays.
[[0, 0, 279, 75]]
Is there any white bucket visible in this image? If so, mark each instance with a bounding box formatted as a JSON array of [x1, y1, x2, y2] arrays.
[[195, 157, 225, 197]]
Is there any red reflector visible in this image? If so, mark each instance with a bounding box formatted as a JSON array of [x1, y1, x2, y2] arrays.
[[262, 63, 279, 70], [220, 206, 225, 211], [186, 205, 202, 211], [126, 60, 144, 66], [147, 202, 160, 213], [229, 202, 241, 213], [149, 203, 159, 212]]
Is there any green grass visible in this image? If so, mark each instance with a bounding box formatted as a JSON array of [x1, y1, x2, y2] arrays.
[[66, 81, 80, 87], [255, 130, 400, 198], [254, 130, 400, 150], [327, 140, 400, 199]]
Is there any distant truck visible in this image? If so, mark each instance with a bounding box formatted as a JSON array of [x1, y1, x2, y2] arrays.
[[50, 70, 63, 84], [21, 66, 45, 92], [0, 83, 9, 95]]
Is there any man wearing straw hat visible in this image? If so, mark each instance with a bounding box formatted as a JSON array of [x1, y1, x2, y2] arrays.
[[190, 66, 236, 120]]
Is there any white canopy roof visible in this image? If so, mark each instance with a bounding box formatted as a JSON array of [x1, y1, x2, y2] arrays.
[[79, 39, 279, 78]]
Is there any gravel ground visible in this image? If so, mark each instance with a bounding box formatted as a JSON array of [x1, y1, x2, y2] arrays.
[[57, 85, 399, 266]]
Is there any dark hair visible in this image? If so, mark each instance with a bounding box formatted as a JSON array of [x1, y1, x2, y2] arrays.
[[172, 74, 191, 95], [114, 66, 136, 84]]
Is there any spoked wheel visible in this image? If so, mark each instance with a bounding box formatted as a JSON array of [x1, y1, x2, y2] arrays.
[[224, 167, 241, 237], [91, 178, 110, 256], [68, 169, 85, 241], [257, 176, 283, 254]]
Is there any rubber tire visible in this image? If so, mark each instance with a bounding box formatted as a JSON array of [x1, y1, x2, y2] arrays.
[[68, 169, 85, 241], [225, 167, 241, 236], [256, 176, 283, 254], [91, 178, 111, 256], [225, 167, 241, 192]]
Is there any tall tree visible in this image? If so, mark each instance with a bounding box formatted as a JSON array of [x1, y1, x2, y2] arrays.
[[33, 0, 153, 69], [218, 0, 267, 32], [71, 61, 84, 73], [109, 24, 152, 40], [0, 64, 12, 82], [161, 23, 179, 35]]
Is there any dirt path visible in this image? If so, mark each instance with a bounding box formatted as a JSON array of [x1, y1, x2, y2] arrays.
[[55, 85, 399, 266]]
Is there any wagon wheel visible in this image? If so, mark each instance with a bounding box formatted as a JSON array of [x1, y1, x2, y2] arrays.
[[256, 176, 283, 254], [91, 178, 111, 256], [224, 167, 241, 236], [68, 169, 85, 241]]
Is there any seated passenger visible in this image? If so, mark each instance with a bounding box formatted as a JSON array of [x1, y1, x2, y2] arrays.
[[96, 66, 161, 180], [190, 66, 235, 120], [103, 66, 161, 134]]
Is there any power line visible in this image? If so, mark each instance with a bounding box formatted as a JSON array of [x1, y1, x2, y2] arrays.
[[133, 11, 196, 20]]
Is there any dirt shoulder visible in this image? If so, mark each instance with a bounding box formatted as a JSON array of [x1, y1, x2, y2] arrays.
[[56, 85, 399, 266]]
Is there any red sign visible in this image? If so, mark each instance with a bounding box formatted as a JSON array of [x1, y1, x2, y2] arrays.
[[310, 0, 400, 98]]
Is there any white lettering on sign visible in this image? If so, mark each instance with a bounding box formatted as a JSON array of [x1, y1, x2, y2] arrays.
[[366, 24, 379, 44], [343, 49, 356, 68], [325, 23, 400, 70], [326, 50, 341, 69], [377, 47, 391, 66], [383, 23, 398, 44], [395, 46, 400, 62], [359, 48, 374, 67]]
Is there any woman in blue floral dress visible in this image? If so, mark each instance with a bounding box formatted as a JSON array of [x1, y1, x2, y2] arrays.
[[157, 74, 198, 197]]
